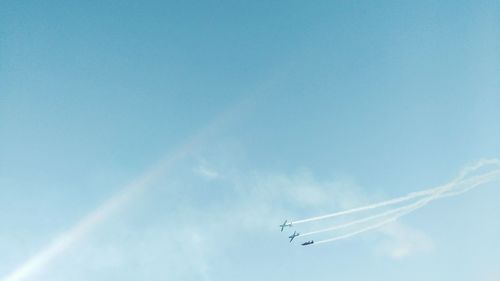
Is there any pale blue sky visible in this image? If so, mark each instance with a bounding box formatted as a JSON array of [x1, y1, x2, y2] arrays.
[[1, 1, 499, 280]]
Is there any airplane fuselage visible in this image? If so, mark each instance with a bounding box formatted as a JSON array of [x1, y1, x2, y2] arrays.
[[301, 240, 314, 246]]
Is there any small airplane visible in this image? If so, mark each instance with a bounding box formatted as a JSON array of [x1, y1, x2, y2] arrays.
[[301, 240, 314, 246], [280, 220, 292, 232], [288, 231, 300, 242]]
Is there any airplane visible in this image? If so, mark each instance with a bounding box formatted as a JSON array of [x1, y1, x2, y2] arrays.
[[280, 220, 292, 232], [288, 231, 300, 242], [301, 240, 314, 246]]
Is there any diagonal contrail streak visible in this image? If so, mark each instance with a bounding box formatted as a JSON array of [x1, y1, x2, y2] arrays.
[[0, 141, 194, 281], [0, 98, 251, 281]]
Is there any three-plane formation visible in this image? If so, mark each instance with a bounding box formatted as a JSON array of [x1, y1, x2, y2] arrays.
[[280, 159, 500, 247], [281, 219, 314, 246]]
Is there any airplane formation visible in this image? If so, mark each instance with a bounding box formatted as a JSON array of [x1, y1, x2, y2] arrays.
[[280, 220, 314, 246], [280, 160, 500, 247]]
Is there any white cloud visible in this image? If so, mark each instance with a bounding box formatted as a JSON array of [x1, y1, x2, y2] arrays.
[[480, 271, 500, 281], [374, 222, 434, 260], [195, 165, 220, 180], [18, 154, 436, 281], [49, 166, 367, 280], [194, 158, 221, 181]]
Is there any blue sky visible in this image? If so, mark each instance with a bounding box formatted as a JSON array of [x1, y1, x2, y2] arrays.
[[1, 1, 500, 280]]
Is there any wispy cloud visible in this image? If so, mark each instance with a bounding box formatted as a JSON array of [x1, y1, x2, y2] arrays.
[[8, 146, 472, 280], [194, 159, 220, 181], [375, 222, 434, 259]]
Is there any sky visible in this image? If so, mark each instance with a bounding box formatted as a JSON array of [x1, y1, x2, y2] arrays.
[[1, 1, 500, 280]]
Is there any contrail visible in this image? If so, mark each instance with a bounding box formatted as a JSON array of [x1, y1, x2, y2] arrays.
[[313, 210, 411, 245], [0, 141, 194, 281], [300, 168, 500, 237], [314, 194, 446, 245], [300, 198, 429, 237], [292, 159, 500, 225], [291, 188, 437, 225], [314, 186, 447, 245], [312, 165, 500, 245], [0, 99, 251, 281]]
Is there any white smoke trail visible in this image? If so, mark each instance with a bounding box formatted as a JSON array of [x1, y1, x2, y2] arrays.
[[301, 168, 500, 237], [313, 165, 500, 245], [313, 211, 410, 245], [292, 188, 437, 225], [300, 199, 426, 237], [314, 188, 444, 245], [314, 195, 444, 245], [292, 159, 500, 225]]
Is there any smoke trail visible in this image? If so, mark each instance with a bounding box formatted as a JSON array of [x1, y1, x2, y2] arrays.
[[313, 212, 409, 245], [314, 188, 445, 245], [312, 166, 500, 245], [314, 195, 446, 245], [301, 168, 500, 237], [300, 200, 425, 237], [292, 159, 500, 225]]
